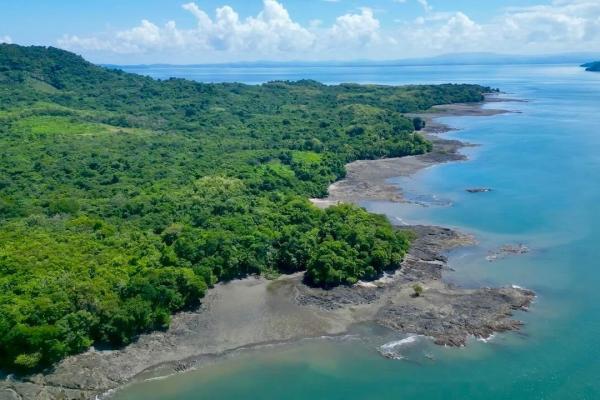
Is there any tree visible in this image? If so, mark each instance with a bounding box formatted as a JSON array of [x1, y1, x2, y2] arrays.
[[305, 240, 359, 287], [412, 283, 424, 297], [412, 117, 426, 131]]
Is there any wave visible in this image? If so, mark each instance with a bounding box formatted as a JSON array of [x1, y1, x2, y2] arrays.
[[378, 335, 422, 359], [380, 335, 419, 350], [144, 374, 177, 382], [315, 334, 359, 341], [394, 216, 409, 226], [476, 334, 496, 343]]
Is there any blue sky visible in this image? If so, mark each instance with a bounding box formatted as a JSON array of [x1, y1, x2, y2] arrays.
[[1, 0, 599, 63]]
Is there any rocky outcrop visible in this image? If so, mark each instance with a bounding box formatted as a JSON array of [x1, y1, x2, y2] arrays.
[[297, 225, 534, 347]]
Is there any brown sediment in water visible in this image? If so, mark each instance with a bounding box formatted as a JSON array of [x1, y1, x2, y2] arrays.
[[0, 95, 534, 400]]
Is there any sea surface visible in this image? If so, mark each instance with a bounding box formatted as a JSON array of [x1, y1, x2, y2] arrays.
[[112, 64, 600, 399]]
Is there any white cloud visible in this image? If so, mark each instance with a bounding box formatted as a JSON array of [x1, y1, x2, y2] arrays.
[[327, 8, 381, 48], [402, 12, 484, 53], [0, 35, 12, 44], [494, 0, 600, 51], [60, 0, 317, 57], [395, 0, 600, 56], [57, 0, 600, 62], [417, 0, 432, 13], [309, 19, 323, 28], [393, 0, 430, 11]]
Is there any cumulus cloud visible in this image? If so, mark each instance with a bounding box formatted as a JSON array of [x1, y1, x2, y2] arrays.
[[396, 0, 600, 56], [0, 35, 12, 44], [327, 8, 381, 48], [403, 12, 484, 53], [60, 0, 318, 57], [57, 0, 600, 61], [495, 0, 600, 50]]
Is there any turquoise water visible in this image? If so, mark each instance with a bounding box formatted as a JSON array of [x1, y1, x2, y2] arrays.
[[113, 64, 600, 399]]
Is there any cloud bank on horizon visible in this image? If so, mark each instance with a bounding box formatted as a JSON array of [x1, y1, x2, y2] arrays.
[[12, 0, 600, 62]]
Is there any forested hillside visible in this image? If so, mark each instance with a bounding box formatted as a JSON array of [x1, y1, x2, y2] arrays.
[[0, 44, 492, 372]]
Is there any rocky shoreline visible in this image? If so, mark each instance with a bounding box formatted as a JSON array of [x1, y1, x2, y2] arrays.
[[0, 226, 534, 400], [311, 94, 518, 207], [0, 95, 535, 400], [296, 225, 534, 347]]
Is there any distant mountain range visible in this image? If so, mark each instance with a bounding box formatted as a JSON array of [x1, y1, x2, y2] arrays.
[[106, 52, 600, 69], [581, 61, 600, 71]]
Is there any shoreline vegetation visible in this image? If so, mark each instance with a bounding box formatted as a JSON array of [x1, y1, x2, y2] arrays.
[[310, 97, 513, 207], [0, 45, 534, 399]]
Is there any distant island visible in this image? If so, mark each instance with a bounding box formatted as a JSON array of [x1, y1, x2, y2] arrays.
[[582, 61, 600, 71]]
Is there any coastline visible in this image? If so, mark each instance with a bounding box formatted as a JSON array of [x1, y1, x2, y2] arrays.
[[0, 95, 535, 400], [311, 94, 517, 207]]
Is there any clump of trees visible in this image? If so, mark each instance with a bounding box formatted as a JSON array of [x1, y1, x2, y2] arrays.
[[0, 44, 493, 373], [304, 205, 410, 287], [412, 117, 426, 131]]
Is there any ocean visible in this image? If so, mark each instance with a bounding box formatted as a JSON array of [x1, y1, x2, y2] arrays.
[[111, 63, 600, 400]]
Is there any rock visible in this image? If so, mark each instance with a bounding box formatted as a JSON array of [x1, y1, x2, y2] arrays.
[[486, 244, 530, 262], [0, 226, 535, 399], [466, 188, 492, 193], [297, 225, 534, 349], [375, 286, 534, 347], [0, 388, 21, 400], [0, 383, 91, 400]]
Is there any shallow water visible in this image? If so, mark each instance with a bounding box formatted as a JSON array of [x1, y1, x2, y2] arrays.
[[112, 64, 600, 399]]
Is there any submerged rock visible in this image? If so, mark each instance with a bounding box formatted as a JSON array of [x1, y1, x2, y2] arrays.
[[486, 244, 530, 262], [466, 188, 492, 193]]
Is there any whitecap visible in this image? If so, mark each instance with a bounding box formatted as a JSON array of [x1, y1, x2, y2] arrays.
[[378, 335, 421, 359], [394, 217, 409, 226], [316, 334, 358, 341], [380, 335, 419, 350], [144, 373, 177, 382], [477, 334, 496, 343]]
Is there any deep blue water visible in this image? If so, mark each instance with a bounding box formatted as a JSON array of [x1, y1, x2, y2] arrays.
[[113, 64, 600, 400]]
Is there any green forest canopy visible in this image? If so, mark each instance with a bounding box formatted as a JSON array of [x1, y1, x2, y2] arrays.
[[0, 44, 493, 372]]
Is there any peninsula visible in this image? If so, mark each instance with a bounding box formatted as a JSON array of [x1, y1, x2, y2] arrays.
[[0, 44, 533, 399]]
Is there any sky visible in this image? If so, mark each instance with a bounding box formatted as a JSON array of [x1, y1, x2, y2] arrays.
[[1, 0, 599, 64]]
